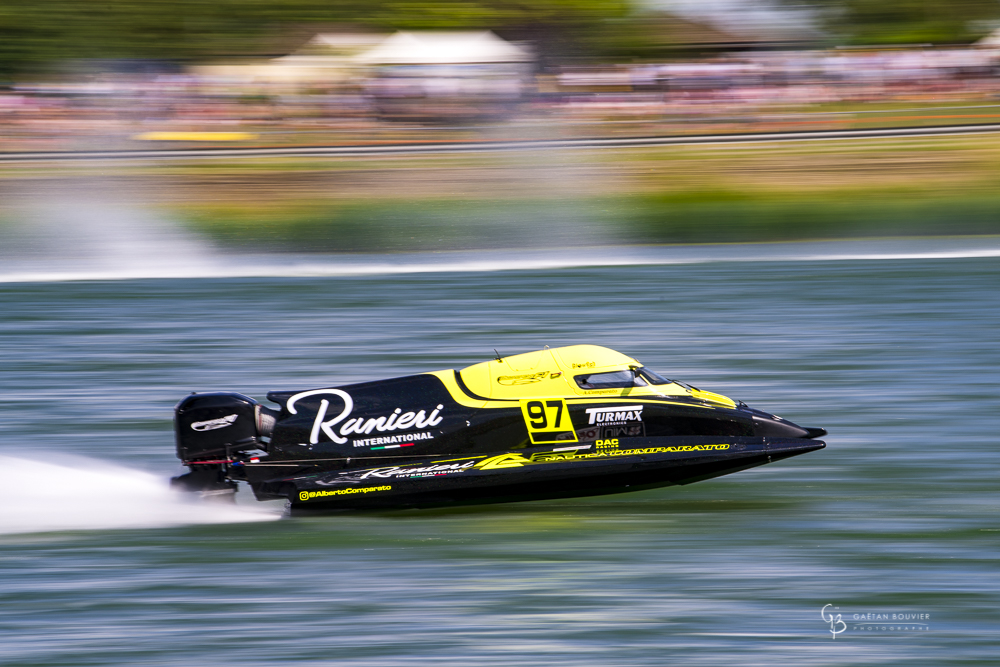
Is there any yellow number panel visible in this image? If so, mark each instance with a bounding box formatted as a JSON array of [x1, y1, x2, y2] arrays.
[[519, 398, 578, 445]]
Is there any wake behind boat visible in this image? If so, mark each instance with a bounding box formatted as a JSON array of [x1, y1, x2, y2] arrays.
[[171, 345, 826, 509]]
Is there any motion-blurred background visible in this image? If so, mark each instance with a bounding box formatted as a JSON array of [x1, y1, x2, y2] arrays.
[[3, 5, 1000, 665], [4, 0, 1000, 144], [4, 0, 1000, 140], [3, 1, 1000, 256]]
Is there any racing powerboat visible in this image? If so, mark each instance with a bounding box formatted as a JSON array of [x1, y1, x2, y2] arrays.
[[171, 345, 826, 510]]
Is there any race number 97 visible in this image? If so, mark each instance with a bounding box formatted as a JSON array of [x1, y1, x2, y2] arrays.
[[519, 398, 578, 445]]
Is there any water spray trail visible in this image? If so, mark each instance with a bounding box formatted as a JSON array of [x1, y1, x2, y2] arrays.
[[0, 186, 222, 283], [1, 239, 999, 283], [0, 454, 279, 535]]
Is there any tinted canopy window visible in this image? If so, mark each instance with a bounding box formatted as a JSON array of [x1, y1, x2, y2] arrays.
[[575, 370, 647, 389], [637, 368, 672, 385]]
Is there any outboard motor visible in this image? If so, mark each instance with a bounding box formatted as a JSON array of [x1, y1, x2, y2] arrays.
[[170, 392, 277, 497]]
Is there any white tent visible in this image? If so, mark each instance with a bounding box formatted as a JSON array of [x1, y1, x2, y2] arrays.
[[260, 33, 387, 82], [977, 27, 1000, 48], [191, 33, 387, 84], [300, 33, 388, 55], [355, 31, 531, 65]]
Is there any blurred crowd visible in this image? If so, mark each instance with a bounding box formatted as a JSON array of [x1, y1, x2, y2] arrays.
[[553, 48, 1000, 125], [2, 41, 1000, 152]]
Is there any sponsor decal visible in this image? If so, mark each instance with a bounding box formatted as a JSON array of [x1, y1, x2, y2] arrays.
[[191, 414, 238, 432], [602, 425, 644, 440], [577, 443, 730, 458], [572, 361, 596, 369], [532, 443, 730, 463], [339, 405, 443, 437], [286, 389, 444, 445], [475, 453, 532, 470], [298, 486, 391, 501], [318, 441, 733, 487], [585, 405, 644, 425], [576, 419, 644, 442], [352, 432, 434, 449], [357, 461, 476, 480], [477, 443, 729, 468], [497, 371, 549, 386], [529, 451, 580, 463]]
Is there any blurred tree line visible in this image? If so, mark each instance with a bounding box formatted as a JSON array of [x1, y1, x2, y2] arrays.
[[790, 0, 1000, 45], [2, 0, 1000, 79], [0, 0, 638, 78]]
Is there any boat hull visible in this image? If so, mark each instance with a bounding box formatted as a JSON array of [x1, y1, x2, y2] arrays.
[[246, 436, 825, 511]]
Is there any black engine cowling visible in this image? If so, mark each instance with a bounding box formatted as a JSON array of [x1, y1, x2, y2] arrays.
[[172, 392, 280, 497], [174, 392, 274, 462]]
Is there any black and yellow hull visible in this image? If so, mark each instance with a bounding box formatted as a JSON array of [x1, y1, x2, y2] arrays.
[[172, 345, 827, 510], [244, 436, 824, 511]]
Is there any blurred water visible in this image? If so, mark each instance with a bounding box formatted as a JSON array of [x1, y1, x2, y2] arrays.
[[0, 252, 998, 665]]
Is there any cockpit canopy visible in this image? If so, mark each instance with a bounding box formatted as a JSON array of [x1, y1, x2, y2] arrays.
[[575, 367, 674, 389], [456, 345, 683, 400]]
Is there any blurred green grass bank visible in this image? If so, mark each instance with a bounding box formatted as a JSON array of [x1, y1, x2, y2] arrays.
[[6, 133, 1000, 251], [181, 191, 1000, 252], [175, 134, 1000, 251]]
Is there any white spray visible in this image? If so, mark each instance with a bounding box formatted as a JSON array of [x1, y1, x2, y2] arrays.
[[0, 454, 279, 536]]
